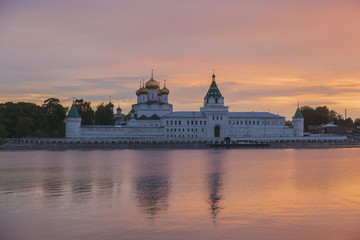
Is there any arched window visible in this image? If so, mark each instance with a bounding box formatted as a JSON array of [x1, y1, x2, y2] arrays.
[[215, 98, 218, 103]]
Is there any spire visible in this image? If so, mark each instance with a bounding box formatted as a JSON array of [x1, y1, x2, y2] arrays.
[[293, 104, 303, 118], [151, 69, 154, 79], [212, 69, 215, 81], [205, 74, 223, 99], [164, 79, 166, 87], [67, 103, 80, 118]]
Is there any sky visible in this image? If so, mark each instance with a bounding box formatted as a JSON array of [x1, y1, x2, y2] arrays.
[[1, 0, 360, 119]]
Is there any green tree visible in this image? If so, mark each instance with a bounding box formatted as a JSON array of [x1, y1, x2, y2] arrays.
[[354, 118, 360, 127], [42, 98, 67, 137], [0, 124, 8, 138], [95, 103, 114, 125], [15, 117, 33, 137], [74, 99, 95, 125]]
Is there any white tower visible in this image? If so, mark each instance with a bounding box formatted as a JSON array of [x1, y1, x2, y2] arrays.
[[292, 105, 304, 137], [65, 103, 82, 138], [200, 73, 229, 138]]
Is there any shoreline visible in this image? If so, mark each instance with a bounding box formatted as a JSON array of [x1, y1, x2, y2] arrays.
[[1, 140, 360, 150]]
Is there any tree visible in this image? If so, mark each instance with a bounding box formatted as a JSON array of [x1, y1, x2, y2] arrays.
[[95, 103, 114, 125], [285, 120, 293, 126], [42, 98, 67, 137], [74, 99, 95, 125], [300, 105, 354, 130], [15, 117, 33, 137], [354, 118, 360, 127], [0, 124, 8, 138]]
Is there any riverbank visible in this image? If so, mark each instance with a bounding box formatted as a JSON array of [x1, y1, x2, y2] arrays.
[[1, 138, 360, 150]]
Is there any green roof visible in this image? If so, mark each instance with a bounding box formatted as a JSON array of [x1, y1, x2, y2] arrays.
[[67, 103, 80, 118], [293, 107, 303, 118], [205, 81, 223, 99]]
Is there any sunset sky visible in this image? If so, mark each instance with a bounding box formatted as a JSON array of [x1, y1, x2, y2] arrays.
[[1, 0, 360, 119]]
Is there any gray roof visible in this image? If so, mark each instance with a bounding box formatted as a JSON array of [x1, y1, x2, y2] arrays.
[[163, 111, 206, 118], [229, 112, 284, 118]]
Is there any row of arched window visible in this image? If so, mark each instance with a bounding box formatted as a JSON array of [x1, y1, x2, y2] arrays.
[[166, 120, 207, 126]]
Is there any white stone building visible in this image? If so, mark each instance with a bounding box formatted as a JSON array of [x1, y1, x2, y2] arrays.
[[66, 73, 304, 140]]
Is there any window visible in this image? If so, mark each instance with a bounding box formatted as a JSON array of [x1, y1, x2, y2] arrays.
[[191, 121, 194, 125], [245, 121, 247, 125], [257, 121, 259, 125], [166, 121, 168, 125], [187, 120, 189, 125], [215, 98, 218, 103], [204, 121, 206, 125], [179, 121, 182, 125], [175, 120, 177, 125], [195, 121, 198, 125], [171, 120, 173, 125], [200, 121, 202, 125]]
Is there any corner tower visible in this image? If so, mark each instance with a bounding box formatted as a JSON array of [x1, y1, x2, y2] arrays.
[[292, 104, 304, 137], [65, 103, 82, 138]]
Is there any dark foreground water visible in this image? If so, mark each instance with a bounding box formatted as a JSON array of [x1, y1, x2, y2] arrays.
[[1, 149, 360, 240]]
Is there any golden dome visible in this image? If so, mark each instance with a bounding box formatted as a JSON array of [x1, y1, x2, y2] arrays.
[[136, 86, 147, 96], [160, 87, 170, 95], [145, 76, 160, 90]]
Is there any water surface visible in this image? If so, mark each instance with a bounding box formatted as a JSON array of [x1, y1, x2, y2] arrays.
[[1, 149, 360, 240]]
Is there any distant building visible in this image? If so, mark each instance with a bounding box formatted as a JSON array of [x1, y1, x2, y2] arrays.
[[66, 73, 304, 139], [308, 122, 352, 135]]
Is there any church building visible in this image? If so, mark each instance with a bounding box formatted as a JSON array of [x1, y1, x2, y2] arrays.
[[66, 72, 304, 140]]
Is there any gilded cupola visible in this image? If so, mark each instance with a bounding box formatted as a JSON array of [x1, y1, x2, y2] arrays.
[[145, 70, 160, 90]]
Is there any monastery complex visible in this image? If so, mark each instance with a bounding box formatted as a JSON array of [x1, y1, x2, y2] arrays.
[[65, 73, 304, 140]]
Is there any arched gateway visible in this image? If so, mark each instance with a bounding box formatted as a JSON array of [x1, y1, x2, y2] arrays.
[[214, 126, 220, 137]]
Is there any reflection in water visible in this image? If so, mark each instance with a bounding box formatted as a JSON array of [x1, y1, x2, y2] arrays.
[[71, 167, 93, 204], [134, 153, 171, 217], [2, 149, 360, 239], [43, 167, 64, 198], [207, 154, 224, 222]]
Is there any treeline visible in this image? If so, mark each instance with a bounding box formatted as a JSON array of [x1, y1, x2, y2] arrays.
[[300, 106, 360, 131], [0, 98, 115, 138], [1, 99, 360, 138]]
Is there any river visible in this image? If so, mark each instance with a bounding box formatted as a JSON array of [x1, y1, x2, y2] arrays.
[[1, 148, 360, 240]]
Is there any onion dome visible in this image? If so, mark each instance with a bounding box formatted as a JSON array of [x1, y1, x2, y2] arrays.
[[117, 106, 122, 112], [160, 87, 170, 95], [108, 101, 114, 108], [136, 87, 146, 96], [145, 76, 160, 90]]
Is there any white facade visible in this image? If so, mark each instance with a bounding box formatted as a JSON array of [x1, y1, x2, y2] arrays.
[[66, 73, 303, 140]]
